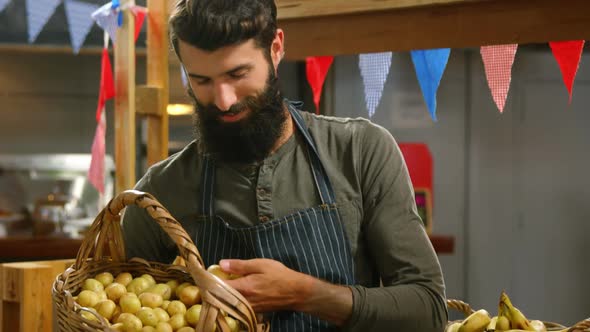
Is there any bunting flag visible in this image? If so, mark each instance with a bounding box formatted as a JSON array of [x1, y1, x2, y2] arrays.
[[411, 48, 451, 121], [549, 40, 585, 103], [359, 52, 392, 118], [92, 2, 118, 43], [26, 0, 62, 43], [96, 48, 115, 121], [88, 111, 107, 193], [89, 35, 115, 194], [480, 44, 518, 113], [64, 0, 99, 54], [130, 5, 147, 42], [0, 0, 10, 14], [306, 56, 334, 114]]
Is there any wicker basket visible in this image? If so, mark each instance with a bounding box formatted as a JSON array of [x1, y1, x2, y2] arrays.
[[446, 299, 590, 331], [52, 190, 270, 332]]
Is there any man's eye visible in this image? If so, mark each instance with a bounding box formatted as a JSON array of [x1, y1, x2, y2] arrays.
[[229, 72, 246, 79], [195, 78, 211, 85]]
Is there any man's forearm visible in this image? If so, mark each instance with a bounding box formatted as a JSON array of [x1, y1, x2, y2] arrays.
[[294, 275, 354, 326]]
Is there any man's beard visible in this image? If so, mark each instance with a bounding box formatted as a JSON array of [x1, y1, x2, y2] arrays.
[[190, 72, 287, 164]]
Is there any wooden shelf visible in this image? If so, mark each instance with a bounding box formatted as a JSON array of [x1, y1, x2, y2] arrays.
[[0, 233, 454, 261]]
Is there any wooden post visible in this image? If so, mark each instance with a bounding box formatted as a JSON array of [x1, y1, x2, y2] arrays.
[[145, 0, 170, 166], [115, 0, 137, 194]]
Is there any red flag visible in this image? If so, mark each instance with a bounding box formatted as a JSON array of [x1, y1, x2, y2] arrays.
[[549, 40, 585, 103], [133, 8, 146, 42], [306, 56, 334, 114], [96, 48, 115, 122], [88, 112, 107, 193]]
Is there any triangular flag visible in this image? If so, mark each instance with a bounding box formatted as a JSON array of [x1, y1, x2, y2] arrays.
[[549, 40, 585, 103], [359, 52, 392, 118], [306, 56, 334, 114], [411, 48, 451, 121], [92, 2, 118, 43], [0, 0, 10, 14], [130, 5, 147, 42], [88, 111, 107, 193], [64, 0, 99, 54], [96, 48, 115, 121], [26, 0, 62, 43], [481, 44, 518, 113]]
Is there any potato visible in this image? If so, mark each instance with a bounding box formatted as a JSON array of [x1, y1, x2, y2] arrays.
[[168, 313, 188, 330], [177, 327, 195, 332], [94, 299, 117, 321], [165, 280, 179, 295], [114, 272, 133, 287], [178, 286, 201, 307], [185, 304, 202, 326], [166, 300, 186, 316], [139, 292, 164, 308], [122, 314, 143, 332], [82, 278, 104, 293], [95, 272, 114, 287], [174, 282, 192, 299], [153, 307, 170, 322], [140, 274, 157, 287], [128, 277, 151, 295], [77, 290, 100, 308], [148, 284, 172, 301], [105, 283, 127, 303], [155, 322, 173, 332], [136, 307, 159, 327], [119, 293, 142, 314]]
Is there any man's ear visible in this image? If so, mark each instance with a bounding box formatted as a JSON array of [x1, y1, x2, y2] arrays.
[[270, 29, 285, 71]]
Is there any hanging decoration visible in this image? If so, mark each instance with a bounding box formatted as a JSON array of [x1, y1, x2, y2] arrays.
[[549, 40, 585, 103], [358, 52, 392, 118], [64, 0, 99, 54], [480, 44, 518, 113], [88, 34, 115, 194], [130, 5, 147, 42], [0, 0, 10, 14], [92, 2, 118, 43], [410, 48, 451, 121], [26, 0, 61, 43], [306, 56, 334, 114]]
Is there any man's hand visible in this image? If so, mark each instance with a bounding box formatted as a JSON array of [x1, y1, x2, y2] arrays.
[[219, 258, 314, 313], [219, 258, 353, 326]]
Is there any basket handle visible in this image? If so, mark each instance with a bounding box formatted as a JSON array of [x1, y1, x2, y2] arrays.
[[73, 190, 262, 332]]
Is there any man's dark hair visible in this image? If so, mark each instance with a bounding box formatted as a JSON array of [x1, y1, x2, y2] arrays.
[[170, 0, 278, 60]]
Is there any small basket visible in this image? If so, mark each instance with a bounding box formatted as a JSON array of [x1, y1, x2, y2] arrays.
[[446, 299, 590, 331], [52, 190, 270, 332]]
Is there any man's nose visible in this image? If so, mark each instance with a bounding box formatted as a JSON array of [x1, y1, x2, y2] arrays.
[[213, 83, 237, 112]]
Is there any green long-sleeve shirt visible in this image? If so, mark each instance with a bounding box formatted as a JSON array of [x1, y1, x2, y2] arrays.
[[121, 111, 447, 331]]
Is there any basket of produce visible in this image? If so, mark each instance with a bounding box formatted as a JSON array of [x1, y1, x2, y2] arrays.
[[445, 291, 590, 332], [52, 190, 269, 332]]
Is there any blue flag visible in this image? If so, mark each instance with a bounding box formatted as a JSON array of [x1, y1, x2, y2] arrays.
[[92, 2, 118, 43], [411, 48, 451, 121], [26, 0, 62, 43], [0, 0, 10, 14], [64, 0, 99, 54]]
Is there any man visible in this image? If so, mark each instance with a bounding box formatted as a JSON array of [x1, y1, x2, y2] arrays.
[[121, 0, 448, 331]]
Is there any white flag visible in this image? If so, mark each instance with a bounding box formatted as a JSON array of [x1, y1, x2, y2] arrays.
[[0, 0, 10, 14], [26, 0, 62, 43], [359, 52, 392, 118], [92, 2, 118, 43], [64, 0, 99, 54]]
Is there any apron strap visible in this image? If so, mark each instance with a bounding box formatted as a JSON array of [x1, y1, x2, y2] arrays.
[[201, 154, 215, 217], [200, 100, 337, 216], [287, 103, 336, 205]]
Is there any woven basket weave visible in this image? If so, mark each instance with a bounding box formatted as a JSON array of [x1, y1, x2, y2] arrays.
[[52, 190, 269, 332], [446, 299, 590, 331]]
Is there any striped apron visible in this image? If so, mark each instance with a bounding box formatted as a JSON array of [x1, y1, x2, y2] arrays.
[[194, 104, 355, 332]]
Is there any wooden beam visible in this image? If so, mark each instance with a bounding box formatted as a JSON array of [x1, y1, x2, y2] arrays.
[[115, 1, 136, 194], [279, 0, 590, 60], [136, 85, 162, 117], [146, 0, 170, 166], [276, 0, 471, 19]]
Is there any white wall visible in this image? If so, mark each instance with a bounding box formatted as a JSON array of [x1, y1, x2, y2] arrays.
[[331, 47, 590, 325]]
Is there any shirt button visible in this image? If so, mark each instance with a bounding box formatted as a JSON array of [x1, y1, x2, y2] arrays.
[[259, 215, 270, 222]]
